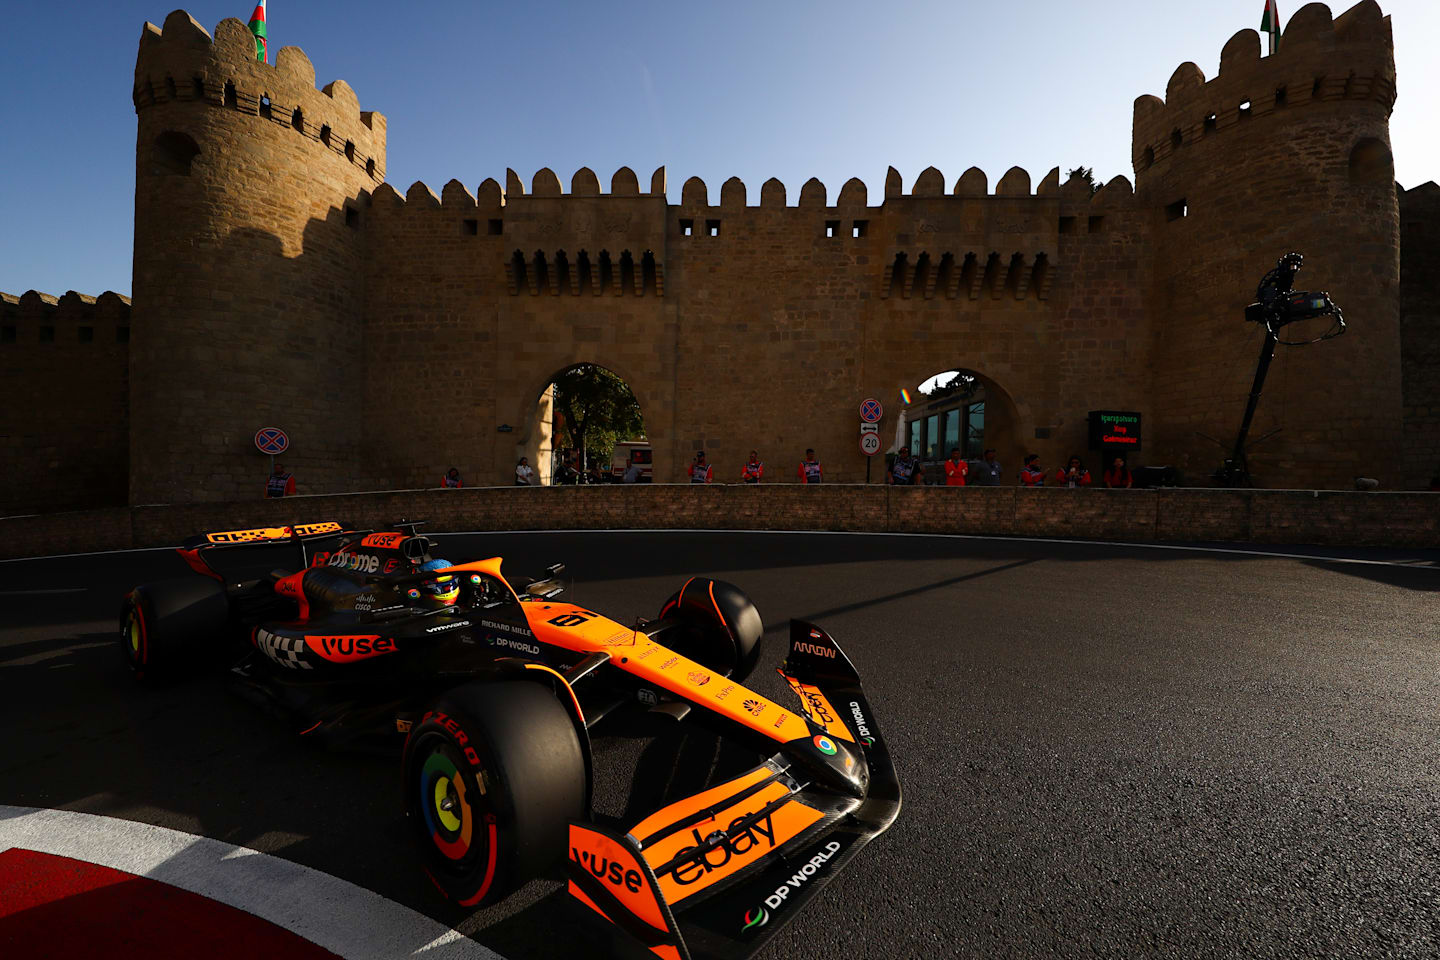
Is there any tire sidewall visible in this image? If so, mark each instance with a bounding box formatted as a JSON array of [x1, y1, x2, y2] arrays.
[[119, 591, 153, 680], [403, 680, 586, 908], [119, 578, 230, 681]]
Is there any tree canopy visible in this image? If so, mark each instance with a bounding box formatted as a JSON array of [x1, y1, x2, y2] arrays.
[[550, 365, 645, 468], [1067, 165, 1102, 196]]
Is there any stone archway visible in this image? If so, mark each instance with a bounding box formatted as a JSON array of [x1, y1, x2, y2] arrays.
[[894, 366, 1032, 484], [513, 361, 651, 485]]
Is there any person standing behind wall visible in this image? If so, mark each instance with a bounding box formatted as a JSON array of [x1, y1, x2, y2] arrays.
[[798, 449, 823, 484], [442, 467, 463, 488], [1019, 455, 1045, 487], [888, 448, 917, 485], [688, 451, 713, 484], [741, 451, 764, 483], [1055, 455, 1092, 488], [943, 448, 968, 486], [1103, 456, 1133, 489], [515, 458, 536, 486], [266, 463, 295, 498], [974, 449, 1003, 485]]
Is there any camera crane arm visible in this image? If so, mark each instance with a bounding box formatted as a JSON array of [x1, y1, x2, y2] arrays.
[[1219, 253, 1345, 487]]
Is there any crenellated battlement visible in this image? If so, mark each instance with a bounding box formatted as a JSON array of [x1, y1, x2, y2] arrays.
[[1132, 1, 1394, 177], [133, 11, 385, 183], [0, 289, 132, 343], [361, 162, 1142, 303], [363, 163, 1138, 215]]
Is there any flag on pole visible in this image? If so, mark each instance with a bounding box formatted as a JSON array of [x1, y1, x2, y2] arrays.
[[1261, 0, 1280, 56], [248, 0, 267, 63]]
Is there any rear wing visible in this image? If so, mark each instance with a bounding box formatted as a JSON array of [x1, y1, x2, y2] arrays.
[[180, 521, 354, 549], [177, 521, 359, 580], [569, 619, 901, 960]]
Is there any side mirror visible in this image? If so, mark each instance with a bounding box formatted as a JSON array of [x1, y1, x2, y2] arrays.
[[525, 562, 568, 599]]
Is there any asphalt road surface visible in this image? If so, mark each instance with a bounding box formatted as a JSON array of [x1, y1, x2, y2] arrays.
[[4, 531, 1439, 959]]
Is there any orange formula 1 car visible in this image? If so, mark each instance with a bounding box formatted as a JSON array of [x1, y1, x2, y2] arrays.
[[120, 520, 902, 959]]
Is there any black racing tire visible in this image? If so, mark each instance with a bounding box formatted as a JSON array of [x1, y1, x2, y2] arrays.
[[403, 679, 587, 908], [657, 578, 764, 682], [119, 578, 229, 682]]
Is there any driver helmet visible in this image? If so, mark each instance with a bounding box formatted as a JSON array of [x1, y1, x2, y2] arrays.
[[417, 558, 460, 606]]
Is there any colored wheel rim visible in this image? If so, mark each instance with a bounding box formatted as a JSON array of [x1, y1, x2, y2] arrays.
[[414, 737, 491, 870], [123, 601, 147, 667]]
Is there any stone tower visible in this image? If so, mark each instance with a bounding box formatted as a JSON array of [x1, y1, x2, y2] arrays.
[[130, 11, 385, 502], [1135, 0, 1401, 487]]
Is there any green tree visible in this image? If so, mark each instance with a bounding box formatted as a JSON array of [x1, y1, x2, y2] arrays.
[[551, 365, 645, 473]]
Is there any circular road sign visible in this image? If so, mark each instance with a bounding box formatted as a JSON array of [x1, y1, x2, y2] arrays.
[[254, 427, 289, 455], [860, 398, 884, 423], [860, 433, 882, 456]]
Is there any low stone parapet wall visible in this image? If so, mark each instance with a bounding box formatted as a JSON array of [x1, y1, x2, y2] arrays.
[[1, 485, 1435, 560]]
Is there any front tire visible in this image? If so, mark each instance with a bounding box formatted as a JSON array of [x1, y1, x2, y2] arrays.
[[403, 680, 587, 908], [120, 578, 228, 682], [657, 578, 764, 682]]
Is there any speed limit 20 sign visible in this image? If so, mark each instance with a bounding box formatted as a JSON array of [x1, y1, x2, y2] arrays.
[[860, 433, 881, 456]]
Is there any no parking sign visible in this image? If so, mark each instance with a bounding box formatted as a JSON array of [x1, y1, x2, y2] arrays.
[[254, 427, 289, 455]]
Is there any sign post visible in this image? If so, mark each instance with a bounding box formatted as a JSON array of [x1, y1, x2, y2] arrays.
[[255, 426, 290, 475], [860, 413, 882, 483]]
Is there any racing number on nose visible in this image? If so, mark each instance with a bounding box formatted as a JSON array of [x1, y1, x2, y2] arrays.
[[548, 613, 591, 627]]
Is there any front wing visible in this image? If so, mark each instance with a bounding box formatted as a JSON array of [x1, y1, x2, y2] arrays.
[[566, 620, 901, 959]]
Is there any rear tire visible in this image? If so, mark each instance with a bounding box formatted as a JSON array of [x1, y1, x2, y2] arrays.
[[403, 679, 587, 908], [657, 578, 764, 682], [119, 578, 229, 682]]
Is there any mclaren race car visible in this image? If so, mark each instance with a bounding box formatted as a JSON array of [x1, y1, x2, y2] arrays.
[[120, 520, 902, 959]]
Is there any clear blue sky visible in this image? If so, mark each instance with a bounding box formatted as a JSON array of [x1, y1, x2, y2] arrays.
[[2, 0, 1435, 298]]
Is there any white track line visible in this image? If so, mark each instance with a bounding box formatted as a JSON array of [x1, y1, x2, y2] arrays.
[[3, 529, 1434, 570], [0, 806, 503, 960]]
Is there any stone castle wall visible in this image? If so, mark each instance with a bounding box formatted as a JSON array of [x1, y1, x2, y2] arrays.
[[5, 1, 1438, 518], [1400, 182, 1440, 486], [2, 486, 1436, 562], [0, 291, 131, 514], [353, 163, 1157, 490], [128, 11, 387, 505], [1135, 2, 1402, 487]]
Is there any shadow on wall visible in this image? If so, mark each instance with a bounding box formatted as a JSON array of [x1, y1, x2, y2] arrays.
[[128, 192, 385, 506], [0, 290, 132, 516]]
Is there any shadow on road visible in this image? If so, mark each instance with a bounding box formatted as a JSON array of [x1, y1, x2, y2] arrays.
[[794, 558, 1040, 622]]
